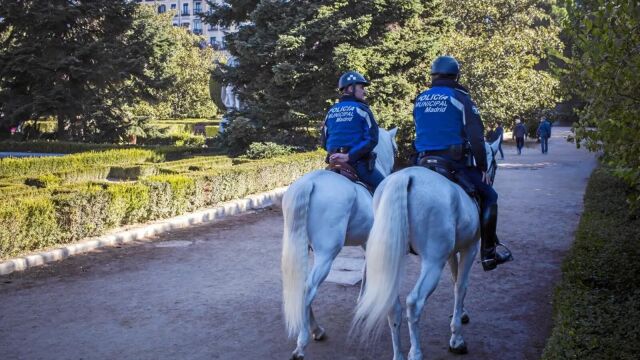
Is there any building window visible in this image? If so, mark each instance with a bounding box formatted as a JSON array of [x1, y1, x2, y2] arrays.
[[170, 4, 176, 10], [182, 3, 189, 16], [158, 5, 166, 14], [194, 2, 202, 14], [181, 23, 190, 28], [193, 20, 202, 35]]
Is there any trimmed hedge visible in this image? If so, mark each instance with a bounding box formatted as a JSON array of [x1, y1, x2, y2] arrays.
[[158, 155, 233, 173], [108, 165, 157, 180], [0, 149, 157, 178], [0, 140, 214, 159], [0, 150, 325, 259], [542, 168, 640, 359], [0, 184, 51, 200], [0, 197, 61, 257]]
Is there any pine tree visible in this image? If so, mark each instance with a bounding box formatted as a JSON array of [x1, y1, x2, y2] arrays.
[[204, 0, 448, 153], [0, 0, 172, 142]]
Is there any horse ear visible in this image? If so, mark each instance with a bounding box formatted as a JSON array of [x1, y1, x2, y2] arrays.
[[389, 127, 398, 139]]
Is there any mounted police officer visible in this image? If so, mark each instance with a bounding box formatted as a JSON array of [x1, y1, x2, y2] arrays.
[[322, 71, 384, 191], [413, 56, 513, 271]]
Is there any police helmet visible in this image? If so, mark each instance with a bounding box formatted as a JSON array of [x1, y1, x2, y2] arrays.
[[430, 56, 460, 76], [338, 71, 370, 91]]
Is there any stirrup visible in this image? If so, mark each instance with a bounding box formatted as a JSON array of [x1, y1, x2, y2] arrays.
[[496, 242, 514, 262], [481, 258, 498, 271], [481, 243, 513, 271]]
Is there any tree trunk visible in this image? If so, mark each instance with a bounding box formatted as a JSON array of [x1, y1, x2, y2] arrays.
[[56, 115, 68, 140]]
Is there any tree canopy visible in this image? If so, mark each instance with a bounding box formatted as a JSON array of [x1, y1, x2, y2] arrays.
[[441, 0, 563, 131], [206, 0, 562, 155], [0, 0, 171, 142], [132, 7, 223, 120], [562, 0, 640, 205], [204, 0, 448, 153]]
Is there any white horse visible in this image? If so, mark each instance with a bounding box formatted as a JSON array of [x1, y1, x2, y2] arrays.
[[353, 139, 499, 360], [282, 128, 398, 360]]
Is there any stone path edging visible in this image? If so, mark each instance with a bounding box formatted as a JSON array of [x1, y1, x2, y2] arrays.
[[0, 186, 288, 276]]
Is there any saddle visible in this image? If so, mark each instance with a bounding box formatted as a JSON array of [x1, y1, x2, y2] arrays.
[[417, 155, 477, 198], [326, 161, 358, 182], [326, 161, 372, 193]]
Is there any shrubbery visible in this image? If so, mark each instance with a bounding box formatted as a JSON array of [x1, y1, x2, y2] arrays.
[[245, 142, 294, 159], [0, 150, 325, 259], [0, 140, 214, 160], [0, 149, 156, 178], [542, 168, 640, 359]]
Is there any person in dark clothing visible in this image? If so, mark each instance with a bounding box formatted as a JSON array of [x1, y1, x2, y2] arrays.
[[512, 119, 527, 155], [322, 71, 384, 191], [536, 117, 552, 154], [486, 127, 496, 142], [413, 55, 512, 271]]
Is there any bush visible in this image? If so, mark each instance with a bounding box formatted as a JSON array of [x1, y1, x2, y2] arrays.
[[245, 142, 294, 159], [52, 185, 112, 242], [24, 174, 62, 188], [0, 150, 325, 259], [0, 184, 51, 200], [157, 155, 233, 174], [106, 183, 150, 226], [145, 175, 197, 216], [0, 140, 215, 159], [108, 165, 157, 180], [0, 197, 61, 258], [0, 149, 157, 178], [542, 168, 640, 359]]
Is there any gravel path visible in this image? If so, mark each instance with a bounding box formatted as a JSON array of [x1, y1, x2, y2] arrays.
[[0, 128, 597, 360]]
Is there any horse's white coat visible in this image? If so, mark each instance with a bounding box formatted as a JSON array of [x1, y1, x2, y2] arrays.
[[353, 140, 498, 360], [281, 128, 397, 360]]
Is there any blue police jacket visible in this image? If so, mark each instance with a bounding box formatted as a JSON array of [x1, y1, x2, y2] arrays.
[[413, 79, 487, 171], [322, 95, 379, 163]]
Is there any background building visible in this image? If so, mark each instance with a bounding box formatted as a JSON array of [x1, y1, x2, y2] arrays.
[[136, 0, 234, 49]]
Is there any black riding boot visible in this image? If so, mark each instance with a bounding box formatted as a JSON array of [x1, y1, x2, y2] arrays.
[[480, 204, 513, 271]]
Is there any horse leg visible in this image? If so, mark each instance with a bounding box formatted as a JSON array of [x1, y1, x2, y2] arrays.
[[449, 247, 477, 354], [291, 253, 336, 360], [406, 260, 445, 360], [388, 296, 405, 360], [448, 254, 469, 324], [309, 307, 325, 341]]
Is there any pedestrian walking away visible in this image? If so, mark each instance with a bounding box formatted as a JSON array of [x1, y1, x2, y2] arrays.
[[537, 117, 552, 154], [512, 118, 527, 155]]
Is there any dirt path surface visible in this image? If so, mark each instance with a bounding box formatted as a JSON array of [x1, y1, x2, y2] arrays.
[[0, 128, 596, 360]]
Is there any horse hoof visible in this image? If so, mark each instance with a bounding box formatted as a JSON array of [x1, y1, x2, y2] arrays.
[[461, 313, 470, 324], [448, 343, 468, 355], [449, 313, 470, 324], [290, 354, 304, 360], [312, 327, 326, 341]]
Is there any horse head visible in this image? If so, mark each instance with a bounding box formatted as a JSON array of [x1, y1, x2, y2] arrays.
[[375, 127, 398, 176]]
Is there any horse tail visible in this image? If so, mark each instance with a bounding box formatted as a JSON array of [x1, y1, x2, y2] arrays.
[[353, 173, 411, 339], [281, 179, 314, 338]]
